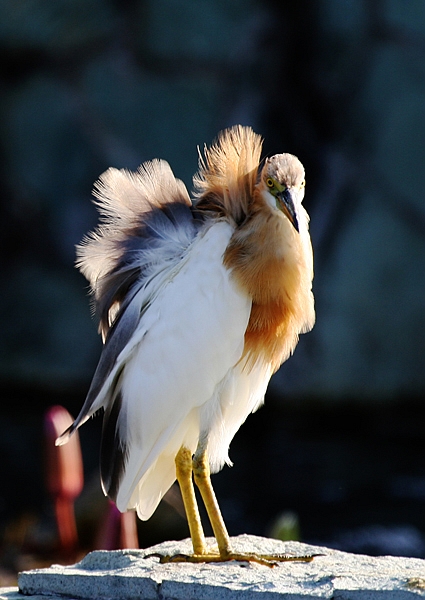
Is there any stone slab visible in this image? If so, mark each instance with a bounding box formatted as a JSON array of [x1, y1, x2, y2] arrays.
[[4, 534, 425, 599]]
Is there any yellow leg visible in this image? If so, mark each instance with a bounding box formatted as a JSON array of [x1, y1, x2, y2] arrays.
[[192, 446, 231, 559], [191, 446, 320, 566], [175, 446, 206, 555], [150, 443, 319, 567]]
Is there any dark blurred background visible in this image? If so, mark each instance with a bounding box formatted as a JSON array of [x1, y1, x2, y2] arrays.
[[1, 0, 425, 582]]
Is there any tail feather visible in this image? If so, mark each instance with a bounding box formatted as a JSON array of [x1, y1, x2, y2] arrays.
[[101, 388, 128, 502], [55, 423, 75, 446]]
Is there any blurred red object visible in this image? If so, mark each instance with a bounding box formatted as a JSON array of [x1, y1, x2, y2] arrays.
[[44, 406, 84, 555], [44, 405, 138, 554], [96, 501, 139, 550]]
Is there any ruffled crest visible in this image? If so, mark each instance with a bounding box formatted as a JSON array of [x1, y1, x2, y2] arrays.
[[193, 125, 263, 224]]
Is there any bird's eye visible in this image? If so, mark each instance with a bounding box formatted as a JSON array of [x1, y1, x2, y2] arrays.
[[266, 178, 274, 188], [300, 179, 306, 188]]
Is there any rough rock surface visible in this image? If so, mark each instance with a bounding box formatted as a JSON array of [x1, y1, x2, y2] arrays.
[[2, 534, 424, 599]]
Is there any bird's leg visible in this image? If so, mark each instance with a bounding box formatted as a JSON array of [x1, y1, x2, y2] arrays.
[[192, 444, 231, 559], [175, 446, 207, 555], [191, 444, 282, 565], [190, 442, 320, 566], [152, 443, 319, 567]]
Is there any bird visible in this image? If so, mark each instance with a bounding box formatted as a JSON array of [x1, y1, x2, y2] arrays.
[[56, 125, 315, 565]]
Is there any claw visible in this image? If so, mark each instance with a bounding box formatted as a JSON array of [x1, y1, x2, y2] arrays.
[[143, 551, 321, 568]]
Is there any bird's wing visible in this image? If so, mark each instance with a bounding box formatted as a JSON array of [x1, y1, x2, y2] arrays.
[[77, 159, 197, 338], [57, 150, 257, 520], [56, 159, 199, 445], [55, 285, 147, 445], [102, 221, 252, 518]]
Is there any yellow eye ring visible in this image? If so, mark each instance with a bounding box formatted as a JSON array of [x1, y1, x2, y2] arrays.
[[300, 179, 306, 188], [266, 177, 274, 188]]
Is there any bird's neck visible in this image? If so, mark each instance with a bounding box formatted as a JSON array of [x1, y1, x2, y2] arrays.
[[223, 204, 311, 371]]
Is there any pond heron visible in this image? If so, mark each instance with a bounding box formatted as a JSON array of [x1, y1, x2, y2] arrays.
[[57, 125, 315, 565]]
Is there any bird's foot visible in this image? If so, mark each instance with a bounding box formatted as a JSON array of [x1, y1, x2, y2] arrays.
[[145, 551, 320, 568]]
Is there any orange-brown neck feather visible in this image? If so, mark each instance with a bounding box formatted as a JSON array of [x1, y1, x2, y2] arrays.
[[224, 194, 312, 372], [194, 125, 314, 372]]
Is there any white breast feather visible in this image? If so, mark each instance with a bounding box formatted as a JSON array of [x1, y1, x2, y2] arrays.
[[109, 221, 265, 519]]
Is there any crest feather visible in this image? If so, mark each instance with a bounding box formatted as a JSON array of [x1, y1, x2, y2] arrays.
[[193, 125, 263, 224]]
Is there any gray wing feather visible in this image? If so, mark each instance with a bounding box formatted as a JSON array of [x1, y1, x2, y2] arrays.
[[95, 200, 199, 338], [57, 161, 203, 447], [56, 284, 146, 444]]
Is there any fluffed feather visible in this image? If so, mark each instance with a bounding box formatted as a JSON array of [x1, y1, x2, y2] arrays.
[[193, 124, 263, 225], [57, 125, 314, 522], [77, 159, 197, 340]]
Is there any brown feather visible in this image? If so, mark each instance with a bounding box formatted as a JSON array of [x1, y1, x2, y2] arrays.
[[193, 125, 263, 225], [224, 193, 313, 371], [195, 125, 314, 373]]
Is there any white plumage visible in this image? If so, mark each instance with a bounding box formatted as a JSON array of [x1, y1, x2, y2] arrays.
[[112, 223, 258, 519], [57, 125, 314, 558]]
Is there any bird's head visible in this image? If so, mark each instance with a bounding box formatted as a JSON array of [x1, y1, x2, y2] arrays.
[[258, 154, 306, 232]]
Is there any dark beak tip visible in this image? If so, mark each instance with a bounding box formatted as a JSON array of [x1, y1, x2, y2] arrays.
[[279, 189, 299, 233]]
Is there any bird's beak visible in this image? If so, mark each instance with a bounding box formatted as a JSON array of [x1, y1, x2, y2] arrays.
[[277, 188, 299, 232]]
